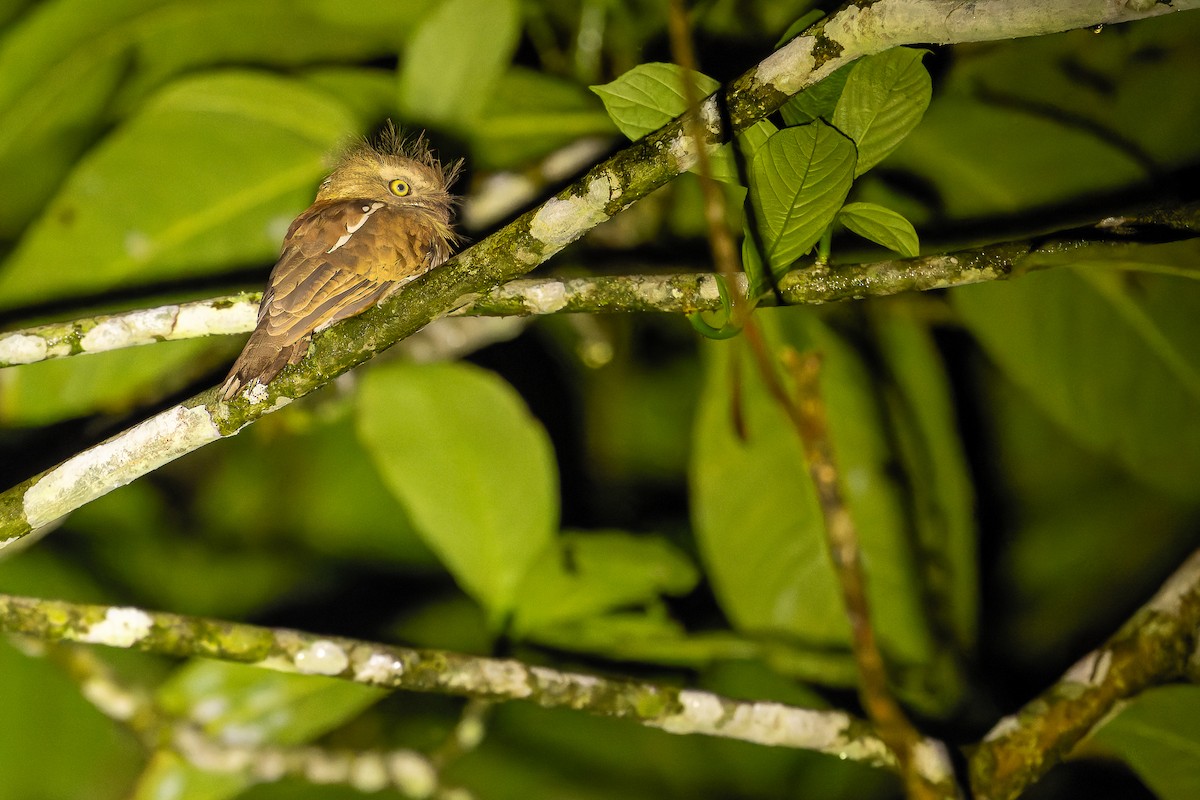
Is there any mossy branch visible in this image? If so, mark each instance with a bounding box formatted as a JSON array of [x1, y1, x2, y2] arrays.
[[5, 204, 1198, 368], [968, 549, 1200, 800], [0, 591, 953, 786]]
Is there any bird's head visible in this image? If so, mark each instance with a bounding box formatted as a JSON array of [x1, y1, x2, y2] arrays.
[[316, 126, 461, 228]]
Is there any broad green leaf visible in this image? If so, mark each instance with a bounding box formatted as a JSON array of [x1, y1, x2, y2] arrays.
[[512, 531, 698, 636], [113, 0, 426, 106], [0, 339, 222, 426], [590, 62, 720, 141], [0, 638, 140, 800], [838, 201, 919, 257], [737, 117, 778, 164], [741, 231, 770, 298], [141, 661, 386, 800], [526, 611, 762, 666], [194, 403, 437, 568], [0, 71, 357, 310], [357, 362, 557, 623], [159, 661, 384, 743], [0, 0, 430, 238], [748, 121, 856, 275], [780, 62, 855, 127], [953, 268, 1200, 500], [691, 308, 935, 668], [873, 313, 977, 651], [1091, 685, 1200, 800], [591, 62, 750, 183], [69, 480, 307, 619], [1023, 239, 1200, 281], [131, 753, 244, 800], [301, 67, 403, 127], [398, 0, 520, 131], [0, 0, 156, 237], [943, 15, 1200, 169], [473, 66, 617, 169], [832, 48, 931, 176], [883, 88, 1145, 219]]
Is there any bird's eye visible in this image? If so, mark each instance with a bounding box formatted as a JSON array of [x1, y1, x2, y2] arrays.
[[388, 179, 411, 197]]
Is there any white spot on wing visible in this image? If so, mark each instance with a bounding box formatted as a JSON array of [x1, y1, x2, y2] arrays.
[[327, 202, 383, 253]]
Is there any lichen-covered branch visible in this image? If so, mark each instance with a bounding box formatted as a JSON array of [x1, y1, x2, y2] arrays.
[[0, 293, 260, 367], [0, 592, 956, 785], [969, 548, 1200, 800], [6, 203, 1197, 368], [1, 0, 1195, 545]]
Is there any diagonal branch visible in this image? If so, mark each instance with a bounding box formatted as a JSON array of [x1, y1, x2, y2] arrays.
[[1, 0, 1195, 546], [968, 548, 1200, 800]]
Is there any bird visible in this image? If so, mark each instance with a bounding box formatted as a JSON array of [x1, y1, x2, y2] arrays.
[[219, 126, 460, 401]]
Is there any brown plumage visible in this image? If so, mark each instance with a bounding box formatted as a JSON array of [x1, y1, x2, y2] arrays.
[[219, 127, 460, 401]]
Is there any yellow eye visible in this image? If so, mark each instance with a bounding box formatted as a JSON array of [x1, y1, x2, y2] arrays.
[[388, 179, 411, 197]]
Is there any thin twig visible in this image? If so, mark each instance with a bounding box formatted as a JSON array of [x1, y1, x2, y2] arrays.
[[782, 351, 955, 800], [666, 0, 748, 321]]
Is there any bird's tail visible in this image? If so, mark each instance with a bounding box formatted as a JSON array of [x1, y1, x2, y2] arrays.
[[219, 330, 305, 401]]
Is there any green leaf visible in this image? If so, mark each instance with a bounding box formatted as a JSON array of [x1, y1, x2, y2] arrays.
[[690, 309, 935, 669], [69, 480, 307, 619], [140, 660, 385, 800], [398, 0, 520, 131], [873, 313, 977, 651], [953, 268, 1200, 500], [0, 0, 431, 238], [1091, 685, 1200, 800], [512, 531, 698, 636], [748, 121, 856, 276], [741, 231, 770, 299], [0, 71, 357, 310], [831, 48, 931, 176], [301, 67, 403, 126], [0, 339, 222, 426], [0, 638, 139, 800], [159, 661, 384, 743], [357, 362, 558, 623], [591, 62, 751, 183], [195, 403, 437, 567], [473, 66, 617, 168], [837, 202, 919, 257], [881, 87, 1145, 219], [1023, 239, 1200, 281], [590, 62, 719, 141], [526, 611, 761, 667], [780, 62, 855, 127], [737, 117, 778, 164], [131, 753, 245, 800]]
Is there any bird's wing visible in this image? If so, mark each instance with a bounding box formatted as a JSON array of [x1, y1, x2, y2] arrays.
[[258, 200, 440, 346]]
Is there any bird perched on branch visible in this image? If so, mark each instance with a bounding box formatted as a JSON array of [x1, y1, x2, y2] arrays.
[[219, 126, 460, 401]]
